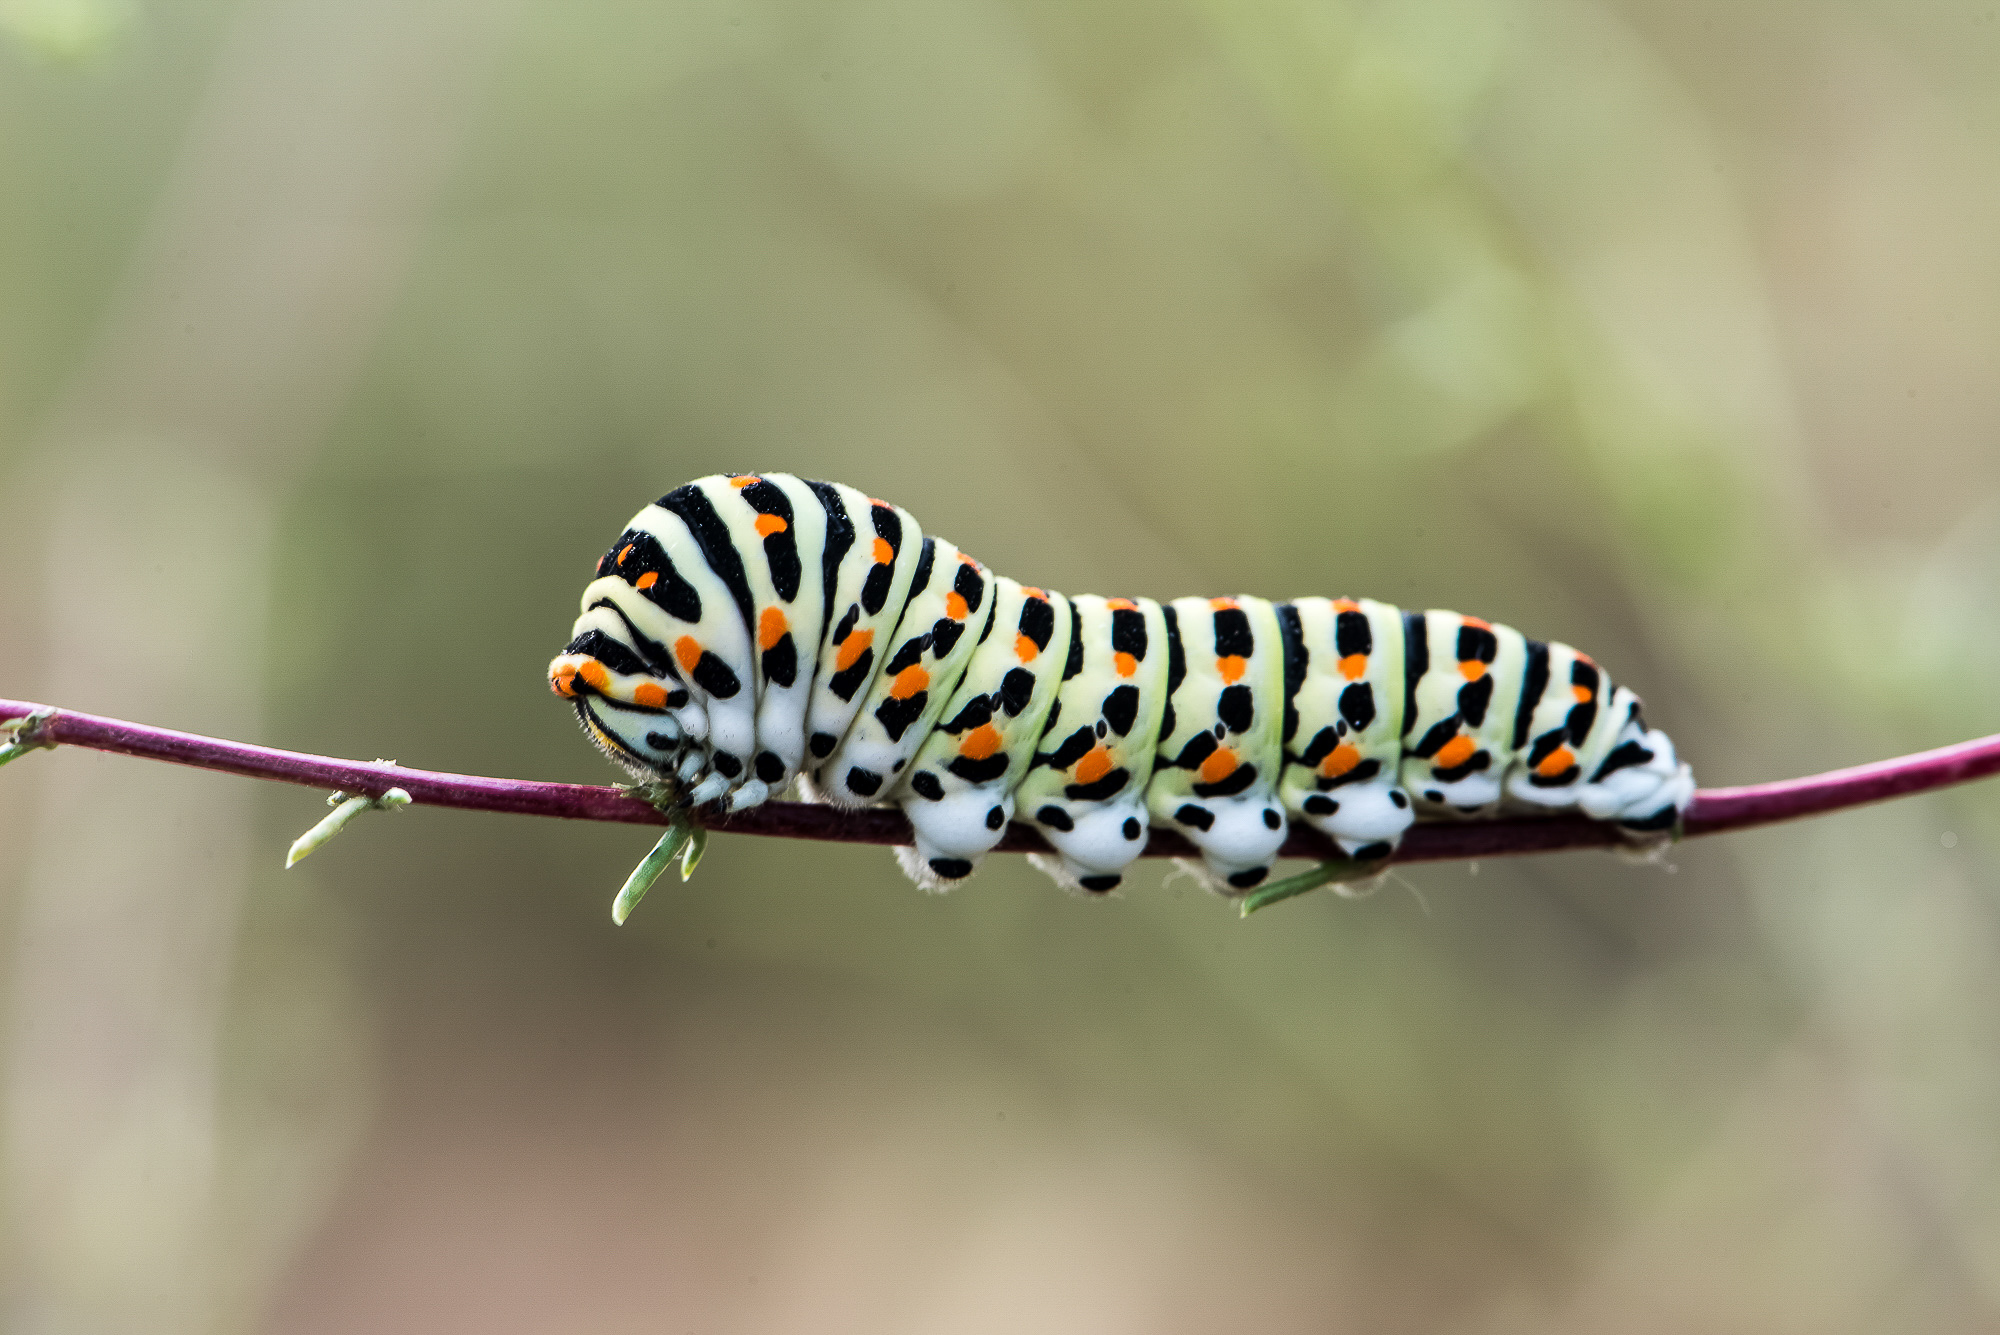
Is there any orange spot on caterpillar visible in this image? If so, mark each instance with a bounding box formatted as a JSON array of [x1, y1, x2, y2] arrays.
[[1319, 743, 1361, 779], [872, 537, 893, 564], [1461, 616, 1491, 630], [635, 571, 659, 590], [758, 607, 788, 650], [1434, 735, 1477, 769], [617, 544, 633, 566], [944, 592, 969, 619], [1022, 587, 1047, 600], [1331, 598, 1360, 612], [1198, 747, 1239, 786], [578, 660, 611, 691], [1338, 654, 1367, 681], [1572, 685, 1593, 703], [1014, 633, 1037, 663], [632, 681, 669, 709], [1459, 661, 1487, 682], [959, 724, 1003, 760], [1113, 652, 1138, 678], [1105, 597, 1137, 611], [1216, 655, 1246, 684], [1209, 597, 1238, 610], [834, 629, 874, 672], [1537, 745, 1576, 778], [889, 665, 928, 699], [754, 514, 788, 538], [729, 475, 760, 488], [675, 637, 703, 674], [550, 663, 578, 697], [1074, 745, 1114, 786]]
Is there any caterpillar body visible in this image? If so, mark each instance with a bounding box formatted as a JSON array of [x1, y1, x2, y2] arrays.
[[548, 474, 1695, 895]]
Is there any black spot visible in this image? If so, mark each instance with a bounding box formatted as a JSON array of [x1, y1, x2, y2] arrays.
[[1454, 804, 1486, 814], [861, 505, 903, 615], [1350, 841, 1392, 861], [1401, 610, 1428, 736], [1079, 875, 1121, 893], [1170, 730, 1219, 770], [646, 732, 677, 751], [755, 752, 787, 783], [1193, 764, 1256, 798], [1094, 720, 1108, 738], [1101, 685, 1140, 736], [1036, 805, 1073, 831], [1039, 726, 1097, 771], [1217, 685, 1254, 734], [1514, 639, 1550, 750], [1018, 595, 1055, 651], [1175, 803, 1214, 831], [941, 695, 993, 734], [1456, 623, 1497, 664], [1389, 790, 1409, 809], [761, 634, 797, 688], [1568, 660, 1602, 743], [1163, 605, 1186, 696], [657, 486, 755, 632], [603, 529, 702, 622], [946, 754, 1009, 783], [1457, 675, 1494, 727], [845, 766, 883, 796], [1334, 607, 1372, 658], [828, 645, 874, 701], [1212, 607, 1253, 658], [806, 480, 854, 633], [885, 633, 930, 675], [1226, 867, 1269, 890], [1413, 715, 1461, 760], [1062, 603, 1085, 679], [909, 771, 944, 800], [874, 692, 927, 741], [1065, 768, 1130, 802], [1339, 682, 1376, 732], [711, 752, 742, 778], [738, 478, 801, 600], [1277, 603, 1306, 743], [930, 617, 965, 658], [1303, 795, 1337, 816], [1122, 817, 1141, 840], [998, 668, 1035, 716], [1526, 729, 1570, 770], [1262, 808, 1281, 830], [985, 805, 1006, 830], [953, 560, 985, 612], [1620, 805, 1679, 833], [563, 629, 651, 680], [929, 858, 975, 880], [1592, 740, 1655, 781], [1111, 606, 1148, 659], [1299, 726, 1339, 768], [1160, 704, 1176, 740], [809, 731, 838, 758], [690, 651, 741, 700], [1424, 789, 1443, 802]]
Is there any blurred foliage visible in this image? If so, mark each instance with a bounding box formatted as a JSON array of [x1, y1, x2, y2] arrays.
[[4, 0, 2000, 1330]]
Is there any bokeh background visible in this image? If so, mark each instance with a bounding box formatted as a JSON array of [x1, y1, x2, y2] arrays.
[[4, 0, 2000, 1329]]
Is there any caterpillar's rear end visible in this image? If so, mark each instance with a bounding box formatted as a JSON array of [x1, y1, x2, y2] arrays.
[[550, 473, 1694, 896]]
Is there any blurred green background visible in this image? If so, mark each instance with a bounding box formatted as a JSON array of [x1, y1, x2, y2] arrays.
[[4, 0, 2000, 1329]]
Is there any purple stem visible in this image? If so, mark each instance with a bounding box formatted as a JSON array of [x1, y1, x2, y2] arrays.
[[6, 697, 1998, 865]]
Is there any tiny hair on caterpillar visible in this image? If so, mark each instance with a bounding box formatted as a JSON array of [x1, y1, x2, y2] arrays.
[[548, 474, 1694, 897]]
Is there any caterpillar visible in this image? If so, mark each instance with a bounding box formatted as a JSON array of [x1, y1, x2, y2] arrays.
[[548, 474, 1695, 896]]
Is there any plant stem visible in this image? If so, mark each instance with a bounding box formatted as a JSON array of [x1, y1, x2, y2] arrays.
[[5, 698, 1997, 866]]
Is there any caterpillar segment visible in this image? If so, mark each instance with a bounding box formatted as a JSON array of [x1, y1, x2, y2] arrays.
[[550, 474, 1695, 896]]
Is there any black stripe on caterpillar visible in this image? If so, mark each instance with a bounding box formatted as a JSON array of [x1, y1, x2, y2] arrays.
[[548, 473, 1694, 895]]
